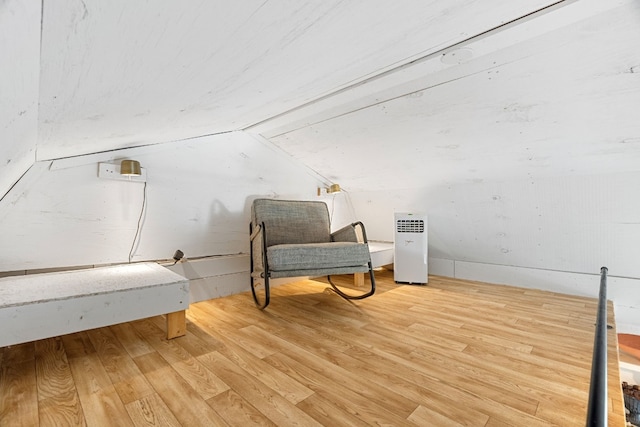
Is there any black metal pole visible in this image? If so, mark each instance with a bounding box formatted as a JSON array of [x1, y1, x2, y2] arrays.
[[585, 266, 608, 427]]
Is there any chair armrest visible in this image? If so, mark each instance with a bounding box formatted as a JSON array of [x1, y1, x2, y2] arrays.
[[331, 224, 358, 242], [250, 223, 262, 242], [250, 221, 267, 279], [331, 222, 370, 243]]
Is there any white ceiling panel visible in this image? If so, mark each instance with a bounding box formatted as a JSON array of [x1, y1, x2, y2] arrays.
[[0, 0, 40, 197], [267, 0, 640, 191], [36, 0, 559, 160]]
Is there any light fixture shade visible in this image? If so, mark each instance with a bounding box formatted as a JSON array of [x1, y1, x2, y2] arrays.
[[327, 183, 341, 193], [120, 160, 141, 176]]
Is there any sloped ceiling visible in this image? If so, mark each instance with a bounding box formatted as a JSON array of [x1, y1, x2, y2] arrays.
[[0, 0, 40, 198], [1, 0, 639, 196], [259, 0, 640, 191], [36, 0, 557, 161]]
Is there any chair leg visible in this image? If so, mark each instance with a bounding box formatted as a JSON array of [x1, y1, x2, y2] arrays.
[[327, 262, 376, 301], [250, 274, 270, 309], [354, 273, 364, 287]]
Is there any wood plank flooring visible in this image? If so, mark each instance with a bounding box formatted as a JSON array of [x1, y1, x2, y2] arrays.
[[0, 270, 625, 426]]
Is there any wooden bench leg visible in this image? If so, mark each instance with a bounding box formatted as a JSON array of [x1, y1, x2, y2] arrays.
[[166, 310, 186, 339], [354, 273, 364, 288]]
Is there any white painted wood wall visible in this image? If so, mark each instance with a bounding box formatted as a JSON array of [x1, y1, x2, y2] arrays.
[[1, 0, 639, 333], [347, 175, 640, 333], [0, 132, 340, 271]]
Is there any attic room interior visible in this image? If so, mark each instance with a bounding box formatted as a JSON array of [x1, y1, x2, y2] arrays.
[[1, 0, 639, 425]]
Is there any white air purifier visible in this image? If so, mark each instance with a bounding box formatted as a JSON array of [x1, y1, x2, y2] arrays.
[[394, 212, 428, 284]]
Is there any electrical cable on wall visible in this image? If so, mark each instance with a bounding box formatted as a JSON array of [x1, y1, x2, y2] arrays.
[[128, 181, 147, 263], [329, 188, 358, 225], [329, 192, 337, 223], [343, 188, 358, 223]]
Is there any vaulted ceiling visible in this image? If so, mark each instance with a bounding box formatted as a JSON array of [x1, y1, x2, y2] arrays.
[[2, 0, 639, 196]]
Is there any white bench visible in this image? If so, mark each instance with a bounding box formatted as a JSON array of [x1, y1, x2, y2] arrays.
[[0, 262, 189, 347], [368, 241, 394, 268], [353, 241, 394, 287]]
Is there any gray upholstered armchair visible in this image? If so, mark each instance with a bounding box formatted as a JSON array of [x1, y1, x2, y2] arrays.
[[249, 198, 375, 309]]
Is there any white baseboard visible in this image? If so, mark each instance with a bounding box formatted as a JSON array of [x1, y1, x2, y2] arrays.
[[168, 242, 395, 304], [428, 258, 455, 277], [165, 255, 249, 303], [167, 253, 640, 335], [429, 257, 640, 335], [165, 254, 310, 303], [188, 272, 249, 303]]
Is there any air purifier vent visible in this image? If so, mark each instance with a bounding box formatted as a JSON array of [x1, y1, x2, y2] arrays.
[[396, 219, 424, 233]]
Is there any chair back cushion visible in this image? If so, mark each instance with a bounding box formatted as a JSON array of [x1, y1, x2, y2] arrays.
[[252, 199, 331, 246]]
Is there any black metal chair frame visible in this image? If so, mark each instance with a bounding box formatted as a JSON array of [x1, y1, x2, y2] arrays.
[[249, 219, 376, 310]]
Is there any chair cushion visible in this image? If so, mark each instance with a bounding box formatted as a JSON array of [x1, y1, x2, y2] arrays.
[[267, 242, 370, 272]]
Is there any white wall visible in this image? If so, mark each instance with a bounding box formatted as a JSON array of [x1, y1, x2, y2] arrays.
[[351, 172, 640, 278], [349, 172, 640, 332], [0, 132, 333, 273], [2, 129, 638, 331]]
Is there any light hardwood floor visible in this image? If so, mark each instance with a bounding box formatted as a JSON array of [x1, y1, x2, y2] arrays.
[[0, 270, 625, 426]]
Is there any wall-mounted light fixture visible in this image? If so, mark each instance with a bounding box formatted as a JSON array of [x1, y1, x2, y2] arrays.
[[98, 160, 147, 182], [120, 160, 142, 176], [317, 183, 341, 196]]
